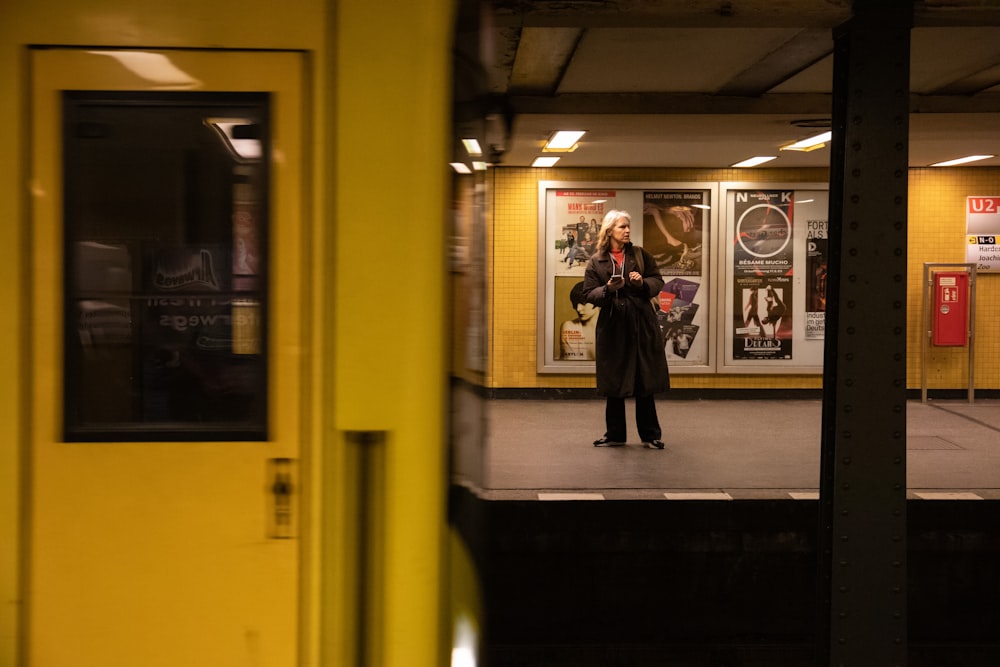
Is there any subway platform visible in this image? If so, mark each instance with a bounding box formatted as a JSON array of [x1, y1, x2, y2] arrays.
[[451, 394, 1000, 666], [458, 395, 1000, 501]]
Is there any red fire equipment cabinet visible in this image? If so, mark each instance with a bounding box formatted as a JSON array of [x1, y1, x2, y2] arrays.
[[932, 271, 969, 346], [921, 263, 977, 403]]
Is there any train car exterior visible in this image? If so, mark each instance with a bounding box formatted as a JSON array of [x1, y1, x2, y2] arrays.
[[0, 1, 480, 666]]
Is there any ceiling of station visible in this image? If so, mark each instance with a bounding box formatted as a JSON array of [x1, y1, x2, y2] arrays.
[[483, 0, 1000, 168]]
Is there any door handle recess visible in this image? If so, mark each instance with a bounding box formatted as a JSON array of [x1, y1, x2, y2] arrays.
[[269, 457, 295, 539]]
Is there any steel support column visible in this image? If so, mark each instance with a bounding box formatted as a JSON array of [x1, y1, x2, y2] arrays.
[[819, 2, 912, 665]]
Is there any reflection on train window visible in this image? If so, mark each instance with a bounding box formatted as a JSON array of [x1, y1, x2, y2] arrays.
[[63, 92, 269, 441]]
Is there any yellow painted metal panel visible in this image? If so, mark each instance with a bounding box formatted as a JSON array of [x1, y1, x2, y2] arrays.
[[29, 49, 306, 667], [326, 1, 456, 666], [2, 0, 325, 51], [9, 2, 462, 666]]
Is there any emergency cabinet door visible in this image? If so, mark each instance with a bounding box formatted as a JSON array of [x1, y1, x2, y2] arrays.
[[29, 49, 306, 667], [932, 271, 970, 346]]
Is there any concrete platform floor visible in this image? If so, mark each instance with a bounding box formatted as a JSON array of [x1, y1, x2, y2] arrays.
[[454, 396, 1000, 500]]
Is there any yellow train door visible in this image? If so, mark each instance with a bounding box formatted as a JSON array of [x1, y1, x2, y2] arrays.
[[28, 49, 306, 666]]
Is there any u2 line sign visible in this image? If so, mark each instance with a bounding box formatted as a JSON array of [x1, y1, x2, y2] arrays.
[[966, 196, 1000, 272]]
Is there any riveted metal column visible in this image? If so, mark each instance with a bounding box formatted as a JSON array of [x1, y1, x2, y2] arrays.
[[819, 2, 911, 665]]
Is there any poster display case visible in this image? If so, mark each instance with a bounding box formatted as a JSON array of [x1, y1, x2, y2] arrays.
[[719, 182, 828, 372], [537, 181, 719, 374], [536, 180, 831, 376]]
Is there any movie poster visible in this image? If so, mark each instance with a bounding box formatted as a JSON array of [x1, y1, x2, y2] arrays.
[[546, 190, 615, 368], [553, 190, 614, 274], [554, 275, 599, 361], [731, 190, 794, 360], [733, 276, 792, 359]]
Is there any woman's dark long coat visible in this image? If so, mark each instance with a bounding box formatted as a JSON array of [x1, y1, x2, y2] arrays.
[[582, 244, 670, 398]]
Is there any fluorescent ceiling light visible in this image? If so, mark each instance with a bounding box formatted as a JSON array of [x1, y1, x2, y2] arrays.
[[88, 50, 201, 89], [451, 647, 476, 667], [692, 204, 711, 210], [781, 131, 832, 152], [449, 162, 472, 174], [930, 154, 995, 167], [205, 119, 262, 161], [532, 156, 561, 168], [472, 161, 487, 171], [592, 199, 607, 204], [731, 156, 777, 168], [462, 139, 482, 156], [544, 130, 586, 152]]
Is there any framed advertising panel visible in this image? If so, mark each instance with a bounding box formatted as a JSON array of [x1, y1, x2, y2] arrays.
[[718, 182, 828, 372], [537, 181, 719, 374]]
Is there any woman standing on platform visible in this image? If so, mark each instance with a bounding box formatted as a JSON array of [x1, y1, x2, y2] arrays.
[[582, 210, 670, 449]]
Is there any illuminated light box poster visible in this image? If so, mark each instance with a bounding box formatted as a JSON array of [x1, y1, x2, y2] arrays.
[[642, 190, 710, 365], [538, 182, 718, 374], [544, 188, 617, 369], [966, 196, 1000, 273], [731, 190, 794, 360], [720, 183, 827, 372], [805, 217, 828, 339]]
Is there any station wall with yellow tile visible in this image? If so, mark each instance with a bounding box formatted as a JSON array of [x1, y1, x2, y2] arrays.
[[909, 168, 1000, 391], [488, 166, 1000, 391]]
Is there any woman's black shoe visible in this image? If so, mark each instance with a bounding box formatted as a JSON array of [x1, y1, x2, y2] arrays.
[[644, 440, 665, 449], [593, 437, 626, 447]]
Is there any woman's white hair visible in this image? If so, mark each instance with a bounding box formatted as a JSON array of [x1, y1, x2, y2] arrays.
[[596, 209, 631, 254]]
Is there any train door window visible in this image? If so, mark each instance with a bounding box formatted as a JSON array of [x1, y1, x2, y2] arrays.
[[62, 92, 269, 441]]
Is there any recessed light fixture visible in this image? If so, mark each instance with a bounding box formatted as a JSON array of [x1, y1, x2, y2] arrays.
[[544, 130, 586, 152], [930, 154, 995, 167], [532, 156, 561, 168], [461, 138, 482, 156], [472, 161, 487, 171], [790, 118, 832, 129], [206, 119, 262, 160], [449, 162, 472, 174], [731, 156, 777, 168], [781, 131, 832, 152]]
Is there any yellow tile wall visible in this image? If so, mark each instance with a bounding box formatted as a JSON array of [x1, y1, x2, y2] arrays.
[[909, 168, 1000, 391], [489, 166, 1000, 391], [490, 167, 825, 390]]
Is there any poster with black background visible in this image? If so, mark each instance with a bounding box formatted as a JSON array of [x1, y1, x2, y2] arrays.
[[731, 190, 794, 360], [806, 218, 828, 339]]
